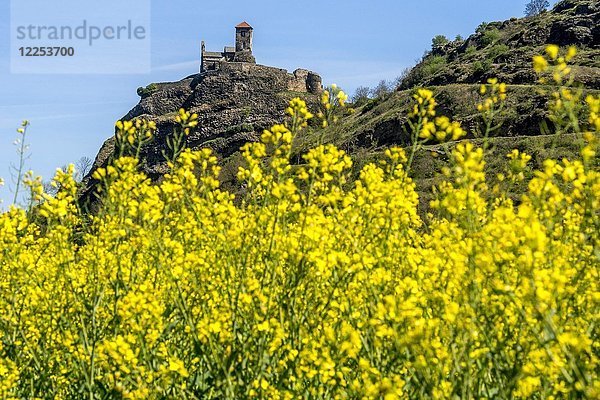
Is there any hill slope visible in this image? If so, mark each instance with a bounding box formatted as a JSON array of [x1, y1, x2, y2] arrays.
[[400, 0, 599, 89], [284, 0, 599, 207]]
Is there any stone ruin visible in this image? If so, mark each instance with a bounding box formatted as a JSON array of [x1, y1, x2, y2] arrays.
[[200, 22, 322, 95], [201, 21, 256, 71]]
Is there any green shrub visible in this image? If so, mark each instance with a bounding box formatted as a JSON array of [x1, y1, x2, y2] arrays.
[[488, 44, 510, 60], [465, 45, 477, 55], [137, 83, 159, 98], [473, 59, 492, 73], [481, 29, 501, 46], [401, 55, 448, 88], [420, 55, 447, 78]]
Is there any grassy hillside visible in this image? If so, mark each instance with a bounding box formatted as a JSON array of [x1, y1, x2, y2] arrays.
[[260, 0, 600, 206], [400, 0, 599, 89]]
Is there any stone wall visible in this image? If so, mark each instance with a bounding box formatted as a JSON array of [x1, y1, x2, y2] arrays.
[[287, 69, 323, 94], [233, 51, 256, 64], [306, 72, 323, 94]]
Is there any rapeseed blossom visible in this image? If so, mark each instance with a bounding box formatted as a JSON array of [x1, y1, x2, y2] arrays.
[[0, 47, 598, 399]]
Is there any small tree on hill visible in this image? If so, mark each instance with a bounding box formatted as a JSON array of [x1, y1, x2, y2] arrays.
[[352, 86, 371, 106], [76, 156, 94, 179], [431, 35, 449, 50], [393, 67, 412, 89], [371, 80, 392, 99], [525, 0, 549, 16]]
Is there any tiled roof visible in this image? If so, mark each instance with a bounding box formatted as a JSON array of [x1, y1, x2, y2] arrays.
[[235, 21, 252, 29]]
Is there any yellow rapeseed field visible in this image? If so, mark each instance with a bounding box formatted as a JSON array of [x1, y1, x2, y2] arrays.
[[0, 46, 598, 399]]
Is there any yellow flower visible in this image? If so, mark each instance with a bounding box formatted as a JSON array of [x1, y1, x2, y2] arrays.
[[1, 77, 599, 399], [565, 46, 577, 61], [533, 55, 548, 73], [545, 44, 559, 60]]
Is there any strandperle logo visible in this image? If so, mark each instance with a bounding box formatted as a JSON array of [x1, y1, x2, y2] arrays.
[[15, 20, 147, 47], [10, 0, 151, 74]]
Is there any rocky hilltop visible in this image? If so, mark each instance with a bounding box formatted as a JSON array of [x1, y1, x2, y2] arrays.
[[401, 0, 599, 89], [89, 63, 321, 181]]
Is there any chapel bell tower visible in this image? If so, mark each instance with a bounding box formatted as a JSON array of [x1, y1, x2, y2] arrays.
[[235, 21, 253, 53]]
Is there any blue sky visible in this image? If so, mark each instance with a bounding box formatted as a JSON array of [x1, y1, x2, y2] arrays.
[[0, 0, 556, 206]]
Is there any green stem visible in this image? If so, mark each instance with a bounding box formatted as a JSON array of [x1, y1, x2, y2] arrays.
[[12, 124, 29, 205]]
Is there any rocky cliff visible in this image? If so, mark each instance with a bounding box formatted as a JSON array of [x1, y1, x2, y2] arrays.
[[88, 63, 322, 182]]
